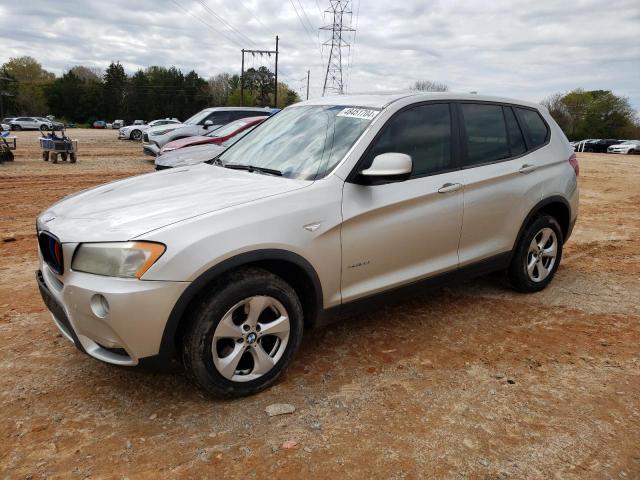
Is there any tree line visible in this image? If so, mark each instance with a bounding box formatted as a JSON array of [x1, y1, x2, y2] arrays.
[[0, 56, 300, 124]]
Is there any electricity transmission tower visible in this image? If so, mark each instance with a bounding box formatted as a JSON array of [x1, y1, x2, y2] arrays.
[[321, 1, 354, 96]]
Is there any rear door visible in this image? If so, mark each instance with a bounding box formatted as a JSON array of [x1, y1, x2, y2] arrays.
[[340, 102, 464, 303], [457, 103, 546, 266]]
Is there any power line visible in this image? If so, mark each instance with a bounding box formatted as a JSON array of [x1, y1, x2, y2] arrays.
[[289, 0, 318, 50], [169, 0, 243, 48], [193, 0, 257, 48], [237, 0, 271, 32], [297, 0, 318, 37]]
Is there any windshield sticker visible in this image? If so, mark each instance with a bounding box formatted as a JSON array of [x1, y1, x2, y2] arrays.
[[337, 107, 379, 120]]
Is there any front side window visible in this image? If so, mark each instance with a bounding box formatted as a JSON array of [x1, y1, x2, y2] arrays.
[[364, 103, 452, 178], [516, 108, 548, 148], [461, 103, 509, 166], [218, 105, 376, 180]]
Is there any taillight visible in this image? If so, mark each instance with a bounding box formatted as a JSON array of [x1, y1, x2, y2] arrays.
[[568, 153, 579, 178]]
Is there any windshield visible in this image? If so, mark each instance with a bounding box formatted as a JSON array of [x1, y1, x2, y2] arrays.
[[218, 105, 378, 180], [206, 119, 247, 138], [183, 110, 211, 125]]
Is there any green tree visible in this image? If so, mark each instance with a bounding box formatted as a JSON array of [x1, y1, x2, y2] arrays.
[[542, 89, 638, 140], [1, 56, 54, 115], [103, 62, 127, 120]]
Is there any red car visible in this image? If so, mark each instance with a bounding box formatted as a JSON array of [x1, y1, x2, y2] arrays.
[[159, 116, 266, 154]]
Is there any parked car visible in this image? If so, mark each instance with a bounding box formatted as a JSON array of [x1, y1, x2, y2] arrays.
[[35, 93, 578, 397], [607, 140, 640, 155], [92, 120, 107, 129], [579, 138, 621, 153], [118, 118, 180, 141], [154, 121, 261, 169], [112, 120, 124, 129], [159, 116, 267, 154], [142, 107, 272, 157], [9, 116, 55, 131]]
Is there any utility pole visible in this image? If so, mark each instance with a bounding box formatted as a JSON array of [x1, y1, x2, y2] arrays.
[[240, 36, 279, 108], [240, 50, 245, 107], [321, 1, 354, 96], [306, 70, 310, 100], [274, 36, 279, 108]]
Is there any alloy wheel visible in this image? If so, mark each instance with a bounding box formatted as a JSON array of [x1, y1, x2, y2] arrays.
[[212, 296, 290, 382], [526, 227, 558, 283]]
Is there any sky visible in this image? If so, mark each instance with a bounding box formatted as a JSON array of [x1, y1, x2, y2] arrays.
[[1, 0, 639, 110]]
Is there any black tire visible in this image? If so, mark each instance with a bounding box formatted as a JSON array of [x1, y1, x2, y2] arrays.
[[131, 129, 142, 141], [42, 151, 49, 161], [627, 149, 636, 155], [12, 125, 21, 131], [507, 215, 563, 293], [51, 153, 58, 164], [40, 125, 49, 132], [182, 267, 304, 398], [70, 153, 77, 163], [61, 153, 68, 162]]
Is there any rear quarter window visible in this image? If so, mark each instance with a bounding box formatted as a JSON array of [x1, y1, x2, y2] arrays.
[[516, 108, 549, 148]]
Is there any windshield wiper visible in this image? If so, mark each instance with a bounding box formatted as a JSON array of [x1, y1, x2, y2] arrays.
[[204, 157, 224, 166], [224, 163, 282, 176]]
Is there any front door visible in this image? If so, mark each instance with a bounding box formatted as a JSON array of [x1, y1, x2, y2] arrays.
[[340, 102, 463, 303]]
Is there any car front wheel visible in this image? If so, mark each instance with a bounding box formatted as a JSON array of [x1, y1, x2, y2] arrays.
[[182, 267, 304, 397], [130, 129, 142, 141], [507, 215, 563, 293]]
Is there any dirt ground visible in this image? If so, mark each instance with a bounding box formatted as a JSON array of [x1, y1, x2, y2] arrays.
[[0, 129, 638, 479]]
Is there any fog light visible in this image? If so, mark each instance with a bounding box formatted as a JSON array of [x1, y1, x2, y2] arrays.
[[91, 294, 110, 318]]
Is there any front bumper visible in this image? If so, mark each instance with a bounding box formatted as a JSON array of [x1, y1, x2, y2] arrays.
[[143, 142, 160, 157], [36, 257, 188, 367]]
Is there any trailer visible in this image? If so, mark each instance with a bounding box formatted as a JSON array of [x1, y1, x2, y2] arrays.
[[39, 131, 78, 163]]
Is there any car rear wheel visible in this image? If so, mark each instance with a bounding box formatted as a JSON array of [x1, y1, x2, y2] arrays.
[[12, 125, 21, 131], [182, 267, 304, 397], [130, 129, 142, 141], [40, 125, 49, 131], [507, 215, 563, 293]]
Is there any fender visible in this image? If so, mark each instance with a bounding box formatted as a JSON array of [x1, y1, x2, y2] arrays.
[[139, 249, 323, 370], [510, 195, 572, 259]]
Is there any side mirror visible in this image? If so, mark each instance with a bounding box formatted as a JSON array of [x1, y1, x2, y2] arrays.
[[204, 120, 213, 128], [360, 152, 412, 180]]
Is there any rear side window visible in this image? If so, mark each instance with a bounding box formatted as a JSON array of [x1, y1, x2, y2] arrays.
[[367, 103, 452, 178], [516, 108, 548, 148], [504, 107, 527, 156], [461, 104, 509, 166]]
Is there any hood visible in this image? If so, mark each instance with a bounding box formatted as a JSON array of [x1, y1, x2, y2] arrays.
[[38, 164, 310, 242], [155, 144, 226, 168], [162, 135, 219, 152]]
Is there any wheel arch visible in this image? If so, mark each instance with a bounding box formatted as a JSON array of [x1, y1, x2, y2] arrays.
[[155, 249, 324, 368], [513, 196, 572, 254]]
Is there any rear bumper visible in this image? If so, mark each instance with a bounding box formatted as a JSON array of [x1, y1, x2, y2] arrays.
[[36, 263, 189, 368]]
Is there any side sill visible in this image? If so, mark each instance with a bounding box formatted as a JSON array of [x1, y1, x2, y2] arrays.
[[315, 252, 511, 328]]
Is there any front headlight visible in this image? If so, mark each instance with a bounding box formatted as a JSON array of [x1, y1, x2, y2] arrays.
[[72, 242, 165, 278]]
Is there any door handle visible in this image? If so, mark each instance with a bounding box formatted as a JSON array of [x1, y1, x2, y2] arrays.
[[519, 164, 537, 174], [437, 182, 463, 193]]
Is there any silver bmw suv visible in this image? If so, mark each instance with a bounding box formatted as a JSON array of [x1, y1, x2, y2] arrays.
[[36, 93, 578, 397]]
